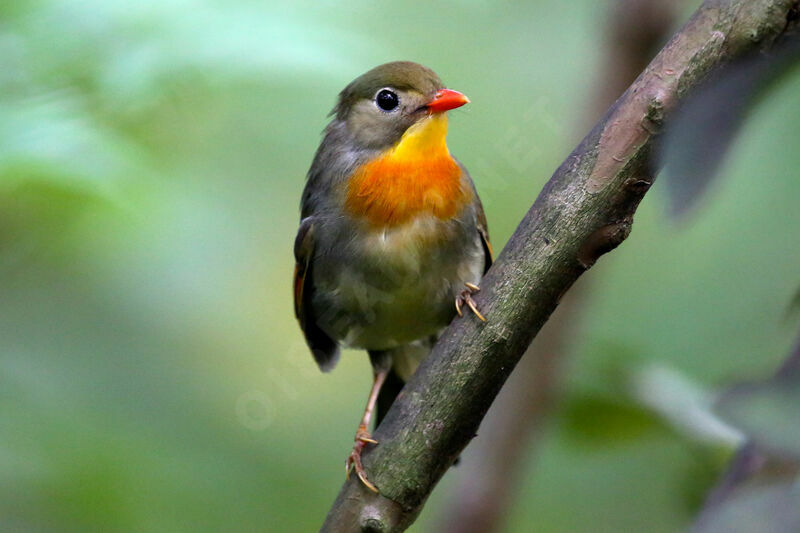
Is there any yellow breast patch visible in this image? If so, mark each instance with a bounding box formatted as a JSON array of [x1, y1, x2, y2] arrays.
[[345, 114, 471, 226]]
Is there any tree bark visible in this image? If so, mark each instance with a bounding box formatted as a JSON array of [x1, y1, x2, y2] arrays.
[[438, 287, 577, 533], [438, 2, 682, 531], [321, 1, 800, 531]]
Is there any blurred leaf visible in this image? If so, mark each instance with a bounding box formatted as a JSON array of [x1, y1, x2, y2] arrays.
[[716, 374, 800, 459], [1, 0, 368, 110], [692, 482, 800, 533], [630, 363, 744, 447], [679, 445, 737, 515], [0, 92, 151, 197], [561, 393, 666, 445], [0, 180, 108, 272], [660, 40, 800, 217]]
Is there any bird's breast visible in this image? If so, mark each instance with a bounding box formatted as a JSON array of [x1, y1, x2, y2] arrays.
[[321, 214, 483, 350], [344, 114, 472, 226]]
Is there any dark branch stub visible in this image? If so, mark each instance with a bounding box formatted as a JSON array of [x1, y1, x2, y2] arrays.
[[577, 220, 632, 269]]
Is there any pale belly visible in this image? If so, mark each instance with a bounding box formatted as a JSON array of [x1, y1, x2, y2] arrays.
[[313, 215, 484, 350]]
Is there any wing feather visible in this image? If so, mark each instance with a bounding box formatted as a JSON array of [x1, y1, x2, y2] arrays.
[[474, 194, 493, 274], [293, 217, 340, 371]]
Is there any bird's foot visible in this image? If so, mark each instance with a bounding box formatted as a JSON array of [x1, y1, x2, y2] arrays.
[[455, 282, 486, 322], [345, 424, 379, 493]]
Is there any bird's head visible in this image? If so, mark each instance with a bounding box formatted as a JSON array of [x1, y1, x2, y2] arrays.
[[332, 61, 470, 151]]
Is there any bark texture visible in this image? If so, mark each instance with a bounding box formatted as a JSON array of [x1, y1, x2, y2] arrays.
[[321, 1, 800, 531], [438, 2, 682, 531]]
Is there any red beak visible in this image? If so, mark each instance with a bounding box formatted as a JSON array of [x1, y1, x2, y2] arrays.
[[427, 89, 470, 113]]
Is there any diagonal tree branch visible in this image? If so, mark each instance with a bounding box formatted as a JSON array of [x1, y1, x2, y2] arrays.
[[438, 3, 682, 531], [321, 1, 800, 531]]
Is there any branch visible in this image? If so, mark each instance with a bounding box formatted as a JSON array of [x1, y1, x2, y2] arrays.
[[591, 0, 683, 125], [321, 1, 800, 530], [438, 289, 574, 533], [438, 3, 681, 530]]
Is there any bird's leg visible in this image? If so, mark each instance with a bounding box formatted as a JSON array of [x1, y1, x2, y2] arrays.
[[455, 281, 486, 322], [345, 368, 388, 493]]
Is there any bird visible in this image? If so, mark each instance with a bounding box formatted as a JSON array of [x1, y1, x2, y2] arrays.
[[293, 61, 492, 493]]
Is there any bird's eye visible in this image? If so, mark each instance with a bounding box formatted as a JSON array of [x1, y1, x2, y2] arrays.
[[375, 89, 399, 111]]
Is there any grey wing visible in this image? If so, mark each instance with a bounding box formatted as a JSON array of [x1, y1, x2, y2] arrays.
[[293, 216, 340, 371], [474, 195, 493, 274], [458, 161, 493, 274]]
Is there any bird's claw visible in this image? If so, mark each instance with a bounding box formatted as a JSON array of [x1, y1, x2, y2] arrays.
[[344, 440, 379, 493], [345, 434, 379, 493], [455, 283, 486, 322], [355, 425, 378, 445]]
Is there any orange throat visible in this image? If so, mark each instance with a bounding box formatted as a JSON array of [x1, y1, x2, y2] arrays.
[[345, 114, 471, 226]]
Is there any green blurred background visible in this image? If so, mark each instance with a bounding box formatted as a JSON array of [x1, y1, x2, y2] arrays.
[[2, 1, 799, 531]]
